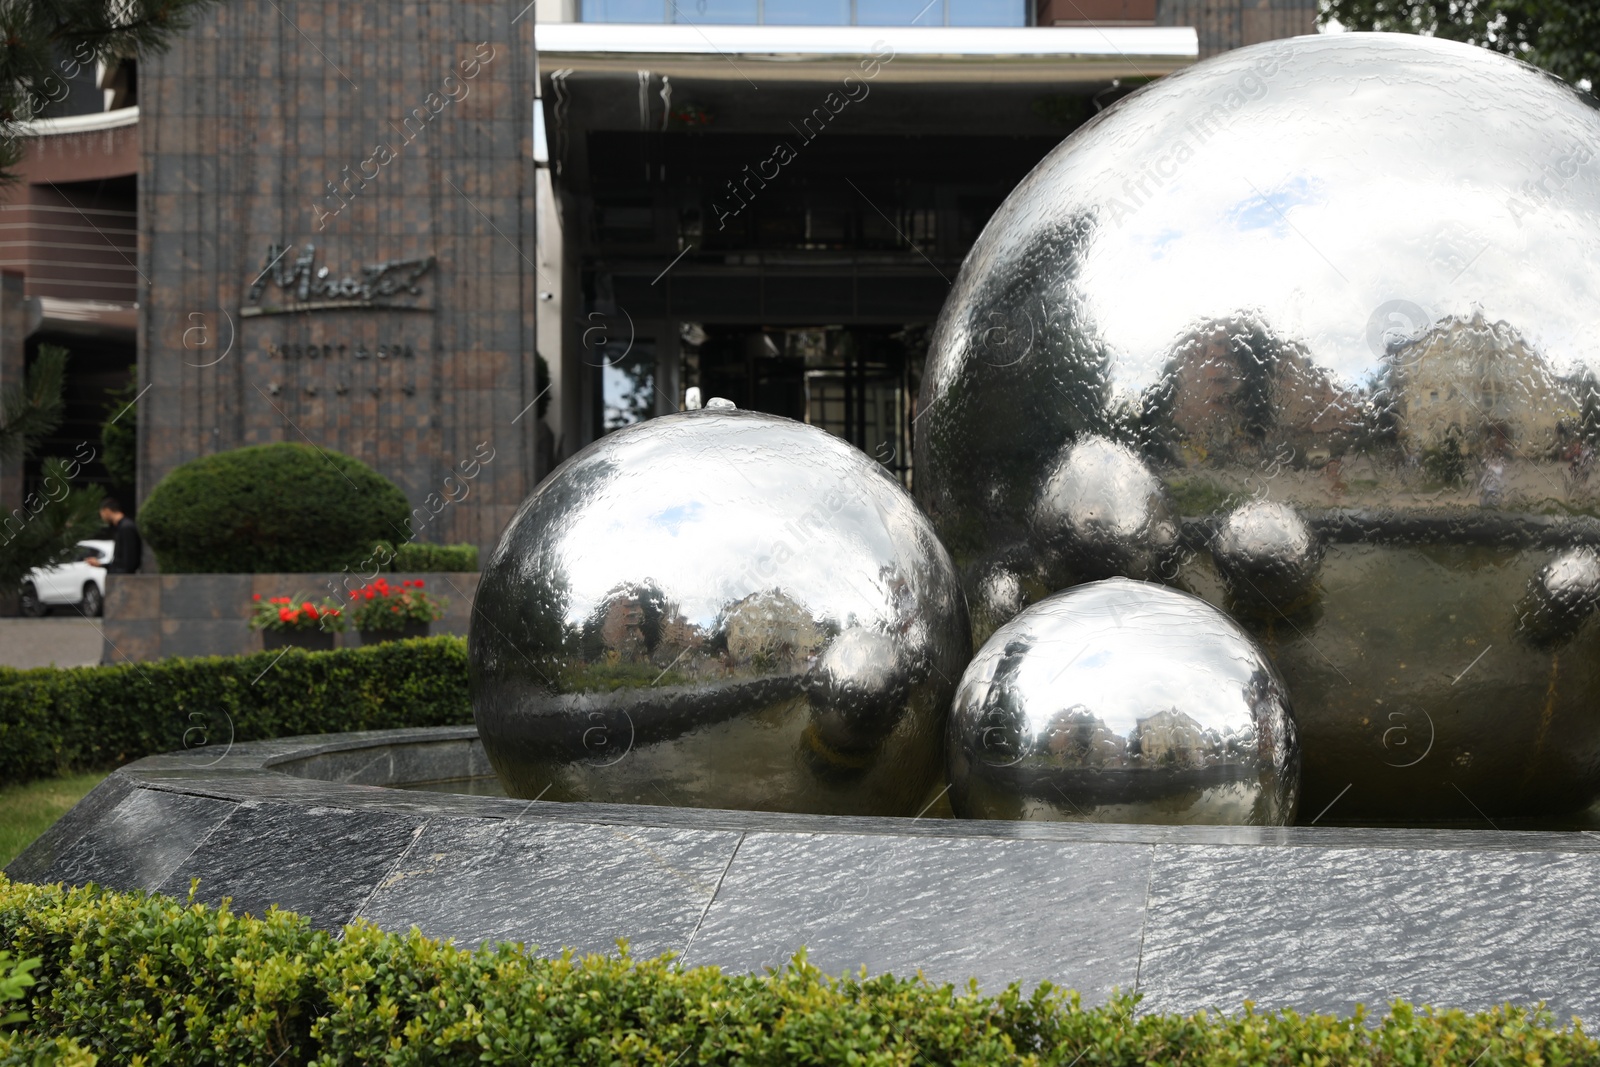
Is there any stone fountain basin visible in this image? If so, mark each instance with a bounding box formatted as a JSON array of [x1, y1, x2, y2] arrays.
[[8, 726, 1600, 1019]]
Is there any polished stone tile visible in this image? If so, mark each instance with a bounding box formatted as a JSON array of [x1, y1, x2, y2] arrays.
[[42, 788, 236, 892], [156, 801, 422, 930], [1137, 844, 1600, 1020], [5, 774, 135, 884], [683, 832, 1151, 999], [359, 817, 741, 958]]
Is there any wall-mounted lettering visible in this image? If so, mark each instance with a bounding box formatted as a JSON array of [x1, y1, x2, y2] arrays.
[[267, 342, 420, 359], [242, 243, 436, 316]]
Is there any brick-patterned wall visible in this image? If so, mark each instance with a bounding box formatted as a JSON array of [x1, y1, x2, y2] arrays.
[[1157, 0, 1317, 56], [1038, 0, 1156, 24], [138, 2, 540, 559]]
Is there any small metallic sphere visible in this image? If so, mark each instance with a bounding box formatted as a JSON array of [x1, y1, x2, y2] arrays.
[[1030, 435, 1179, 583], [948, 578, 1300, 825], [805, 628, 909, 756], [1211, 500, 1322, 613], [1517, 548, 1600, 647], [968, 556, 1030, 647], [470, 408, 971, 816]]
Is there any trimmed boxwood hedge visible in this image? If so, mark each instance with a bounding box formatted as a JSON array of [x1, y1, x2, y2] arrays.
[[0, 877, 1593, 1066], [140, 442, 412, 573], [389, 541, 479, 573], [0, 637, 470, 788]]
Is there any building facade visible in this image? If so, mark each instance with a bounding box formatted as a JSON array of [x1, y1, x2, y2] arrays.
[[136, 1, 542, 554]]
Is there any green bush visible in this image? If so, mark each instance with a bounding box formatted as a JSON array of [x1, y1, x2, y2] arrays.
[[140, 443, 411, 572], [0, 875, 1592, 1066], [390, 541, 478, 572], [0, 637, 469, 788]]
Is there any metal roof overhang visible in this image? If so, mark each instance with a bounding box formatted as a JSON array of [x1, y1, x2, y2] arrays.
[[536, 23, 1198, 84]]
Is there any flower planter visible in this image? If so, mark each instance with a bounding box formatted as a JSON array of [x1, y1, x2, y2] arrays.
[[359, 621, 431, 645], [262, 629, 336, 652]]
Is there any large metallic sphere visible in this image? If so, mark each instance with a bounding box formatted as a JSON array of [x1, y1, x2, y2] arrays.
[[471, 408, 970, 816], [918, 32, 1600, 822], [948, 578, 1299, 824]]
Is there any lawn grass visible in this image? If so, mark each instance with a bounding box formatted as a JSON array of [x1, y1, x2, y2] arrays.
[[0, 772, 105, 868]]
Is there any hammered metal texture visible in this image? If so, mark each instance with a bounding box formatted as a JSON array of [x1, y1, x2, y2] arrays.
[[948, 579, 1299, 824], [918, 33, 1600, 820], [471, 409, 970, 816]]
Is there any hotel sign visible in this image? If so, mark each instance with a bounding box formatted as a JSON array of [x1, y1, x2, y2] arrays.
[[242, 243, 435, 317]]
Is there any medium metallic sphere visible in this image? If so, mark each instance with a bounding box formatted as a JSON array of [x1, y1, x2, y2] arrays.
[[948, 578, 1299, 824], [470, 407, 970, 816], [918, 33, 1600, 821]]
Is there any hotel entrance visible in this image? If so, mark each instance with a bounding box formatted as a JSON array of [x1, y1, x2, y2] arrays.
[[597, 323, 922, 486]]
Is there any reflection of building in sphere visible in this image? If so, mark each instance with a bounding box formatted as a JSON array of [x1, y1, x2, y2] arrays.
[[1146, 317, 1360, 469], [1390, 311, 1571, 464], [722, 589, 826, 669], [1131, 708, 1212, 768], [584, 582, 668, 661], [1042, 706, 1127, 766]]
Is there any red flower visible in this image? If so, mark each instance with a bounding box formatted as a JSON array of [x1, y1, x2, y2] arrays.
[[414, 580, 425, 588], [253, 593, 261, 601], [278, 608, 294, 623]]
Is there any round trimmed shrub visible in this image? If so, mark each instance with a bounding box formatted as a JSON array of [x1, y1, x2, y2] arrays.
[[141, 443, 411, 572]]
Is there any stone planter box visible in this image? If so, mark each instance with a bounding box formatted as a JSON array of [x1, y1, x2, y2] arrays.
[[13, 725, 1600, 1019], [100, 573, 478, 664], [262, 629, 337, 653], [358, 621, 431, 645]]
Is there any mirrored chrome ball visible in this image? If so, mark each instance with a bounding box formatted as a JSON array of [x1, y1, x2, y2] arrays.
[[918, 33, 1600, 820], [948, 578, 1299, 824], [470, 408, 970, 816]]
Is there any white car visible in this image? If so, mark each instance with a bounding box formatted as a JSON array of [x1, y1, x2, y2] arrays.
[[19, 539, 113, 617]]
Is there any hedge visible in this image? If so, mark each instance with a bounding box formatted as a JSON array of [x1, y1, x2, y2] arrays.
[[389, 541, 478, 573], [0, 877, 1593, 1066], [140, 443, 412, 573], [0, 637, 470, 788]]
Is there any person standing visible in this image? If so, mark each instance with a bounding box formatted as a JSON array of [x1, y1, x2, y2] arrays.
[[87, 497, 141, 573]]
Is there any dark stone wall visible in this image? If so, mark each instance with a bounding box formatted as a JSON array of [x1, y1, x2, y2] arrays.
[[100, 571, 479, 663], [138, 1, 540, 557]]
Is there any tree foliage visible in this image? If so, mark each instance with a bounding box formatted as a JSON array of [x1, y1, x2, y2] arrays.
[[1320, 0, 1600, 89], [0, 347, 102, 592], [0, 345, 65, 464], [96, 367, 136, 499], [0, 0, 221, 181]]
